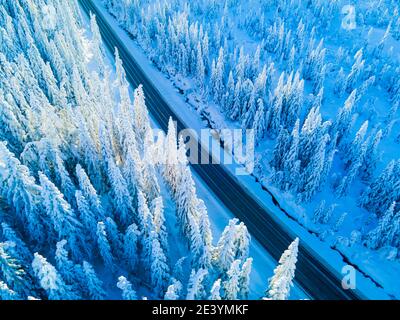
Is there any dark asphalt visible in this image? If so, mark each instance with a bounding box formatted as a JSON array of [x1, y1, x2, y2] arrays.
[[79, 0, 365, 300]]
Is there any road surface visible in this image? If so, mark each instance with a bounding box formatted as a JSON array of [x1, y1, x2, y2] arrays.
[[79, 0, 364, 300]]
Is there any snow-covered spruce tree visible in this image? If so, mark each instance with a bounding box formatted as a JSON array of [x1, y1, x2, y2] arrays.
[[123, 223, 140, 272], [0, 89, 28, 154], [152, 196, 168, 254], [360, 129, 382, 182], [137, 189, 152, 231], [197, 203, 213, 269], [55, 240, 79, 286], [335, 144, 366, 199], [150, 237, 170, 297], [175, 165, 197, 238], [0, 223, 32, 264], [343, 120, 369, 170], [75, 112, 104, 191], [75, 190, 97, 246], [270, 126, 291, 172], [281, 119, 300, 191], [186, 268, 208, 300], [117, 276, 137, 300], [299, 134, 329, 202], [96, 222, 115, 273], [265, 238, 299, 300], [345, 49, 365, 93], [222, 70, 235, 114], [52, 153, 76, 208], [359, 160, 400, 217], [228, 76, 243, 120], [223, 259, 241, 300], [141, 139, 161, 203], [313, 200, 326, 224], [164, 118, 179, 193], [90, 13, 106, 77], [0, 242, 30, 297], [196, 41, 205, 90], [333, 90, 357, 146], [238, 258, 253, 300], [106, 157, 134, 228], [133, 84, 151, 145], [76, 164, 105, 221], [32, 252, 77, 300], [253, 98, 267, 145], [81, 261, 106, 300], [164, 279, 182, 300], [334, 67, 346, 97], [366, 202, 398, 250], [209, 279, 222, 300], [39, 172, 84, 259], [214, 219, 238, 274], [104, 217, 124, 259], [0, 281, 19, 300], [0, 142, 45, 244]]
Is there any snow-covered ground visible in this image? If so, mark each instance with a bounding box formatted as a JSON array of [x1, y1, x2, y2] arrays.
[[92, 0, 399, 299]]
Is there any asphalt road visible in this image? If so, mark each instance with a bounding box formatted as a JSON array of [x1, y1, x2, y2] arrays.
[[79, 0, 364, 300]]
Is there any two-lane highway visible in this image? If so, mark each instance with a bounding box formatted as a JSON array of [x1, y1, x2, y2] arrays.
[[79, 0, 365, 300]]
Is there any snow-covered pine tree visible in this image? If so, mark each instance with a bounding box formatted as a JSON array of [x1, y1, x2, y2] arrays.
[[282, 119, 300, 191], [150, 237, 170, 296], [164, 279, 182, 300], [196, 41, 205, 90], [238, 258, 252, 300], [270, 126, 290, 172], [186, 268, 208, 300], [75, 191, 97, 246], [214, 219, 237, 273], [209, 278, 222, 300], [81, 261, 106, 300], [53, 152, 76, 207], [366, 202, 397, 250], [104, 217, 124, 258], [359, 160, 400, 217], [123, 223, 140, 272], [106, 157, 134, 227], [32, 252, 77, 300], [96, 222, 115, 273], [343, 120, 369, 170], [223, 259, 241, 300], [0, 281, 19, 300], [55, 240, 78, 286], [0, 242, 29, 296], [152, 197, 168, 253], [334, 90, 357, 146], [212, 47, 225, 104], [117, 276, 137, 300], [345, 49, 365, 93], [334, 67, 346, 97], [39, 172, 83, 259], [360, 129, 382, 182], [133, 85, 151, 144], [164, 118, 179, 193], [253, 98, 266, 145], [0, 223, 32, 264], [265, 238, 299, 300], [0, 142, 45, 244], [90, 13, 106, 77], [76, 164, 105, 221]]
